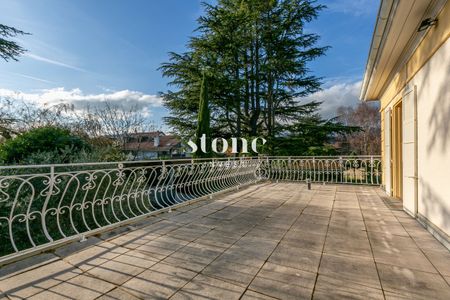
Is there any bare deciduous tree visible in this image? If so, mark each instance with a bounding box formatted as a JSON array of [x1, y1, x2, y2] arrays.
[[0, 98, 156, 149], [72, 101, 156, 149], [336, 102, 381, 155], [0, 98, 72, 139]]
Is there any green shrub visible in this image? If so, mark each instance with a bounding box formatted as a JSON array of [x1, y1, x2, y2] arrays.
[[0, 126, 90, 164]]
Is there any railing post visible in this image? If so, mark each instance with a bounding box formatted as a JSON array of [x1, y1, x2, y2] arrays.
[[312, 156, 316, 182], [288, 156, 291, 181], [370, 156, 374, 185], [41, 166, 55, 244]]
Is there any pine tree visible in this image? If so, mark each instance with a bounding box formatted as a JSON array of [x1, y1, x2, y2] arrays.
[[195, 72, 211, 157], [160, 0, 352, 155], [0, 24, 29, 61]]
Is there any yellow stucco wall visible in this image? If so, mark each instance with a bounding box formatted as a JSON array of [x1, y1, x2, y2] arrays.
[[378, 1, 450, 238], [380, 1, 450, 187]]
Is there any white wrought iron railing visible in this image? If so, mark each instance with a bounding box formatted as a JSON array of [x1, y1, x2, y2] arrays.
[[260, 156, 382, 185], [0, 156, 380, 265]]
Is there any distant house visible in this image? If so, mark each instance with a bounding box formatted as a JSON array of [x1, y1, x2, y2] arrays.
[[123, 131, 185, 159], [361, 1, 449, 245]]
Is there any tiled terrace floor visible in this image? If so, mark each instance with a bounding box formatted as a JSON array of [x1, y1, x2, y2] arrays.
[[1, 183, 450, 300]]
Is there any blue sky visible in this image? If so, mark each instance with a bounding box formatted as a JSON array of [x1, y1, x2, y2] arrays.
[[0, 0, 379, 127]]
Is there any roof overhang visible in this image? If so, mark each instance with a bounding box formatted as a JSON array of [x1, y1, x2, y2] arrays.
[[360, 0, 447, 101]]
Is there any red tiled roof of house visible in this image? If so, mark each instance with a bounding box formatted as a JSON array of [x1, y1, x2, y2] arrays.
[[123, 135, 181, 152]]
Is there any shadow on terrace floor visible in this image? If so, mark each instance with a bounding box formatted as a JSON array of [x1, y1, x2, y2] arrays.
[[0, 182, 449, 300]]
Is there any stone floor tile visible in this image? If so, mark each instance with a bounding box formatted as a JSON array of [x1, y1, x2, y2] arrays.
[[146, 235, 190, 250], [244, 225, 287, 241], [121, 262, 197, 299], [135, 235, 189, 260], [178, 242, 225, 257], [190, 216, 225, 228], [96, 287, 141, 300], [0, 260, 82, 299], [218, 250, 267, 269], [371, 245, 437, 273], [174, 201, 209, 212], [421, 248, 450, 277], [248, 262, 315, 299], [62, 242, 128, 271], [160, 211, 202, 224], [112, 250, 159, 269], [258, 262, 316, 288], [412, 233, 449, 251], [268, 244, 322, 273], [323, 234, 373, 258], [364, 221, 409, 236], [171, 274, 245, 300], [86, 260, 145, 285], [445, 276, 450, 286], [162, 243, 224, 273], [383, 291, 415, 299], [31, 274, 115, 300], [290, 220, 328, 235], [327, 221, 367, 236], [134, 244, 174, 260], [302, 207, 332, 217], [193, 231, 238, 249], [251, 220, 290, 231], [0, 253, 59, 280], [232, 237, 278, 255], [240, 290, 277, 299], [282, 230, 326, 252], [207, 207, 246, 221], [313, 274, 384, 300], [318, 253, 381, 289], [295, 214, 330, 225], [214, 220, 254, 236], [362, 213, 398, 223], [2, 183, 449, 299], [165, 223, 212, 242], [377, 263, 450, 300], [162, 255, 209, 273], [54, 237, 102, 258], [139, 219, 181, 234], [202, 258, 261, 286], [107, 231, 160, 249], [26, 290, 72, 300], [367, 231, 420, 251]]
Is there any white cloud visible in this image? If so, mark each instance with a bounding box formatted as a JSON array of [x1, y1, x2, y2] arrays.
[[0, 87, 163, 113], [299, 80, 362, 119], [325, 0, 376, 16], [25, 53, 87, 72]]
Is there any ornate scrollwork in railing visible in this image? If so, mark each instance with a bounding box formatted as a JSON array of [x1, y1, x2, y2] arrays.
[[259, 156, 382, 185], [0, 155, 380, 264], [0, 158, 260, 263]]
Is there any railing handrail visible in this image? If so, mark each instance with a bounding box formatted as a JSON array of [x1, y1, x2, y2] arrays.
[[262, 155, 381, 158], [0, 155, 382, 170], [0, 156, 259, 170]]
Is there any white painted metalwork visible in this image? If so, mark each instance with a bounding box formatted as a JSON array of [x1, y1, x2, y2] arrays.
[[0, 155, 380, 264], [259, 156, 382, 185]]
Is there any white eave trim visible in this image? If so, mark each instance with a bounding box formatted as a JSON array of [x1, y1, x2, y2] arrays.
[[360, 0, 398, 101]]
